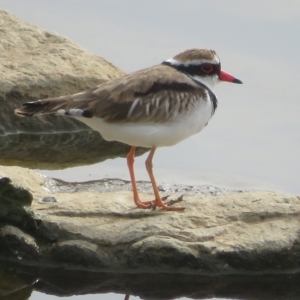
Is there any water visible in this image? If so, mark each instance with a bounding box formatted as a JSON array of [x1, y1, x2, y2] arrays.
[[30, 293, 228, 300], [30, 293, 229, 300], [1, 0, 300, 299], [2, 261, 299, 300], [30, 293, 137, 300]]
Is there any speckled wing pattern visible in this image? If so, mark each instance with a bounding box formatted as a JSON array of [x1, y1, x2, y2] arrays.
[[15, 64, 211, 124]]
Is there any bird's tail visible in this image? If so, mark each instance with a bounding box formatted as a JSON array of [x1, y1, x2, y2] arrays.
[[15, 98, 70, 117]]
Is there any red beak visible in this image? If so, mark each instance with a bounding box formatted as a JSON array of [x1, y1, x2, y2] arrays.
[[219, 70, 242, 84]]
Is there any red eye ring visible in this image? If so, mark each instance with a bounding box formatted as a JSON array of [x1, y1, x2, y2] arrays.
[[201, 63, 214, 73]]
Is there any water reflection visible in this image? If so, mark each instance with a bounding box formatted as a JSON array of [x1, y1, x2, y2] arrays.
[[1, 260, 300, 300]]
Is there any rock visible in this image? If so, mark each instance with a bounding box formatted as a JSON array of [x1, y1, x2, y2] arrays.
[[0, 10, 146, 169], [1, 165, 300, 275], [35, 190, 300, 274], [0, 175, 40, 232], [0, 225, 40, 260], [51, 240, 107, 267], [1, 166, 300, 299], [0, 10, 123, 100]]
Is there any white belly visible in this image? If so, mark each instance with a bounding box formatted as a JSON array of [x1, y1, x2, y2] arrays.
[[76, 99, 213, 148]]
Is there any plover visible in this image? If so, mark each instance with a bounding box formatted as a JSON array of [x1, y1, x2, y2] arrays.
[[15, 48, 242, 211]]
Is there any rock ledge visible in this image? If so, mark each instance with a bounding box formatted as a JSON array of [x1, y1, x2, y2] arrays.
[[1, 166, 300, 276]]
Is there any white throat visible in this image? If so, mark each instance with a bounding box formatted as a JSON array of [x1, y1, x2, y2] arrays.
[[191, 74, 220, 90]]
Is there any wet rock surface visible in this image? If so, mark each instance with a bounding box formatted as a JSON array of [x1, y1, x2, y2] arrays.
[[0, 10, 146, 168], [44, 176, 240, 197]]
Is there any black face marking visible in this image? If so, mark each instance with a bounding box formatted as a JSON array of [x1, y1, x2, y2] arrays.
[[201, 63, 214, 73], [162, 62, 218, 114], [162, 61, 221, 78]]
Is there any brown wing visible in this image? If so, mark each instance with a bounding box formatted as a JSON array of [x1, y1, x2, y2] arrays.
[[91, 64, 207, 123], [15, 64, 207, 123]]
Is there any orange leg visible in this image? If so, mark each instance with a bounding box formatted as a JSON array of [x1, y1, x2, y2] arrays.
[[127, 146, 151, 208], [127, 146, 184, 211], [145, 147, 184, 211]]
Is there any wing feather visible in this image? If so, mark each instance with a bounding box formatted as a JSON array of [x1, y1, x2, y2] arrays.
[[15, 64, 208, 123]]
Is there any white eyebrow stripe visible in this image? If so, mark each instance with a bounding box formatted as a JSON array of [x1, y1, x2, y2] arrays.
[[165, 57, 220, 66]]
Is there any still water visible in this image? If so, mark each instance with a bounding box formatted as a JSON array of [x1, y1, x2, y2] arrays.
[[30, 293, 141, 300], [31, 294, 228, 300], [1, 0, 300, 299], [31, 293, 228, 300]]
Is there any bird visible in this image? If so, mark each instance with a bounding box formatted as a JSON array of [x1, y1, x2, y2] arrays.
[[15, 48, 242, 211]]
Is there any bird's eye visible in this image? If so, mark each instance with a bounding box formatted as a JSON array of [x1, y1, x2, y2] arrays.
[[201, 64, 214, 73]]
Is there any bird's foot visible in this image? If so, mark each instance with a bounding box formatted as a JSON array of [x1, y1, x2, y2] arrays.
[[134, 199, 153, 209], [150, 195, 185, 211], [163, 194, 184, 206], [134, 195, 185, 211]]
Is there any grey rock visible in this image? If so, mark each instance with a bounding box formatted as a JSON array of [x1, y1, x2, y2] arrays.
[[51, 240, 109, 268], [37, 190, 300, 274], [1, 166, 300, 299], [38, 196, 57, 204], [2, 166, 300, 275], [0, 10, 146, 168], [0, 225, 40, 260], [0, 176, 40, 232]]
